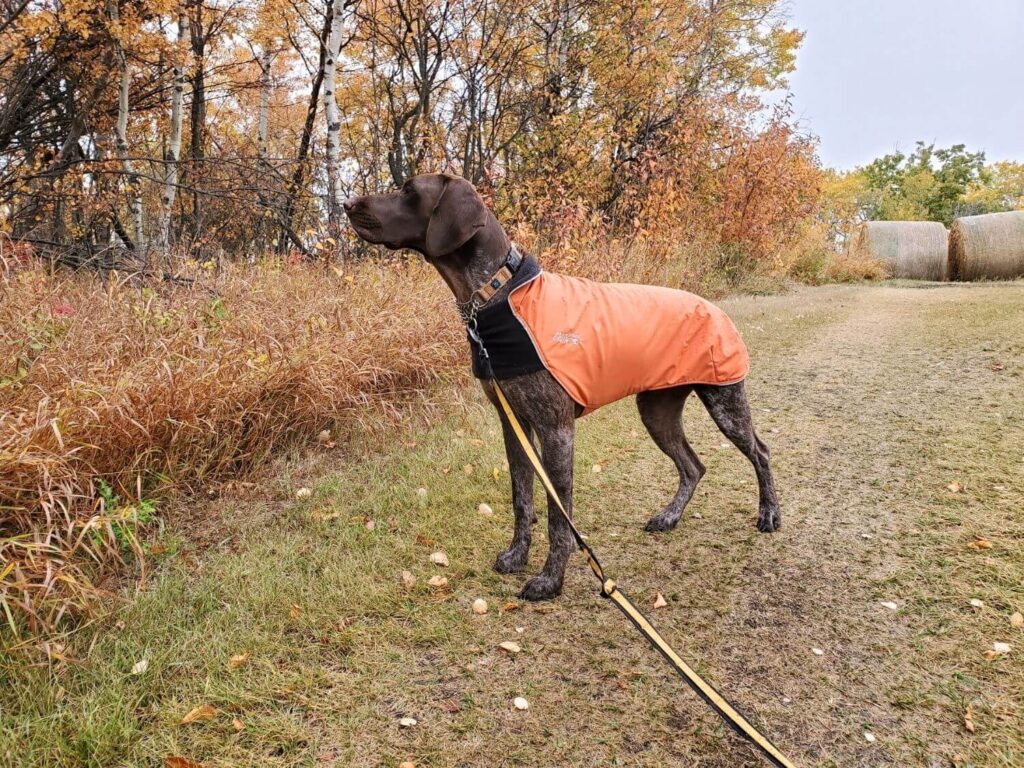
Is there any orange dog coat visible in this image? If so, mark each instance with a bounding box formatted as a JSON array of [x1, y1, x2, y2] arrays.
[[472, 262, 749, 414]]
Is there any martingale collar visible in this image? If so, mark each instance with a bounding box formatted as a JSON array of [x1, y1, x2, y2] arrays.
[[471, 244, 523, 306]]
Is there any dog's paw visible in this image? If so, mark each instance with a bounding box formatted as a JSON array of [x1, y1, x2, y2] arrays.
[[494, 546, 529, 574], [757, 507, 781, 533], [519, 574, 562, 601], [644, 509, 682, 533]]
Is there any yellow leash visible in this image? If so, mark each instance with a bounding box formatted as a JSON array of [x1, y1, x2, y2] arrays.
[[493, 382, 796, 768]]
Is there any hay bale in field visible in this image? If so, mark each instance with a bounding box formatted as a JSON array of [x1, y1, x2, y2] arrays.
[[851, 221, 948, 280], [948, 211, 1024, 281]]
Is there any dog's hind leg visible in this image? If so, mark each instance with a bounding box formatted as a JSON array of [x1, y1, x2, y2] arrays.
[[695, 381, 781, 532], [637, 386, 705, 532]]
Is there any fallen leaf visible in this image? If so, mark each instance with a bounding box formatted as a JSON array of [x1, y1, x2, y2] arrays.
[[430, 551, 449, 567], [990, 362, 1005, 371], [295, 487, 312, 500], [863, 731, 876, 743], [964, 705, 975, 733], [415, 534, 435, 547], [289, 604, 301, 619], [513, 697, 529, 710], [232, 717, 245, 732], [811, 648, 825, 656], [477, 503, 493, 516], [498, 641, 521, 654], [969, 537, 993, 550], [400, 762, 416, 768], [880, 601, 898, 611], [472, 598, 488, 615], [227, 653, 249, 670], [969, 598, 985, 609], [165, 757, 204, 768], [401, 571, 416, 589], [463, 464, 474, 476], [653, 593, 668, 609], [399, 717, 417, 728], [492, 467, 500, 482], [1011, 612, 1024, 628], [946, 481, 962, 493], [501, 601, 519, 612], [131, 659, 149, 676], [180, 704, 217, 725], [427, 575, 448, 588]]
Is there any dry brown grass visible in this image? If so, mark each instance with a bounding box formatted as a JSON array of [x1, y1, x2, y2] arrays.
[[0, 255, 461, 643], [0, 227, 882, 648]]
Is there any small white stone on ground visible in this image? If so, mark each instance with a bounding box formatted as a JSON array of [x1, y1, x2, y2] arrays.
[[513, 697, 529, 710]]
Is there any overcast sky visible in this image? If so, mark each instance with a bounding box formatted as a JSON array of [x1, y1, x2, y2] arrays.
[[786, 0, 1024, 170]]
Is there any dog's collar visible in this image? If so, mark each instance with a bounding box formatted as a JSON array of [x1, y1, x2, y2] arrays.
[[470, 244, 523, 306]]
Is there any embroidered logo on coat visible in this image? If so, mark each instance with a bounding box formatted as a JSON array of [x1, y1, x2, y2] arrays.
[[552, 331, 582, 346]]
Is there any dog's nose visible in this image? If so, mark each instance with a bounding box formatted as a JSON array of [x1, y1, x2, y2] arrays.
[[342, 197, 357, 212]]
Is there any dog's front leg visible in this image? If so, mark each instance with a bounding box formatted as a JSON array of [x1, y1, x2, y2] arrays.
[[519, 423, 576, 601], [493, 408, 536, 573]]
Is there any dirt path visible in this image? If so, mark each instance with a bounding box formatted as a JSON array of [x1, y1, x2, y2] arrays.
[[4, 283, 1022, 768]]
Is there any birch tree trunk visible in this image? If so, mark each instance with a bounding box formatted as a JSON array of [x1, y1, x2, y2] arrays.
[[108, 0, 144, 255], [157, 13, 187, 256], [257, 51, 272, 162], [323, 0, 346, 230]]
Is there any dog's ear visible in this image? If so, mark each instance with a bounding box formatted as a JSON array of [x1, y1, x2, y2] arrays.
[[424, 176, 487, 257]]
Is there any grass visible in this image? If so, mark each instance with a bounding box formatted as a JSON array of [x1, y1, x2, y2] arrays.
[[0, 255, 462, 639], [2, 279, 1021, 767]]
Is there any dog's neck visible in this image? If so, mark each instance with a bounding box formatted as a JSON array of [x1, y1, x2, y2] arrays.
[[426, 211, 512, 307]]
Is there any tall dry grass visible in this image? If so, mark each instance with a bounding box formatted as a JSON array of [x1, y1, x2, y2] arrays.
[[1, 254, 462, 644]]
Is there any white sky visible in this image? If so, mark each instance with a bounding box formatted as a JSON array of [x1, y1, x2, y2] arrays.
[[786, 0, 1024, 170]]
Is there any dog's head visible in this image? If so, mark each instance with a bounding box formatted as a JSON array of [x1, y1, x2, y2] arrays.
[[343, 173, 488, 260]]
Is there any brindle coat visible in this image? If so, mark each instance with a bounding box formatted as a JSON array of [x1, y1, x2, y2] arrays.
[[344, 173, 781, 601]]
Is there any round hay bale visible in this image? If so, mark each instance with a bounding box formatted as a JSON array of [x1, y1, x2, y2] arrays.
[[851, 221, 948, 280], [948, 211, 1024, 281]]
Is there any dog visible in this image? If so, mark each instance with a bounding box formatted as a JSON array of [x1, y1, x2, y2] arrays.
[[344, 173, 780, 601]]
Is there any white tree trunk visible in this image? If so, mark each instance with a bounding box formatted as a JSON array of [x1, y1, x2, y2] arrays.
[[257, 50, 272, 161], [158, 13, 187, 255], [323, 0, 345, 227], [108, 0, 144, 252]]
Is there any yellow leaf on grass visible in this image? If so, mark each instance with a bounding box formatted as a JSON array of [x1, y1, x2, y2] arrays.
[[427, 575, 448, 588], [180, 705, 217, 725], [1010, 612, 1023, 628], [289, 604, 301, 619], [492, 467, 501, 482], [227, 653, 249, 670], [498, 641, 521, 654], [946, 481, 962, 493], [232, 717, 245, 732], [430, 551, 449, 567], [964, 705, 975, 733], [165, 757, 204, 768], [969, 537, 993, 550]]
